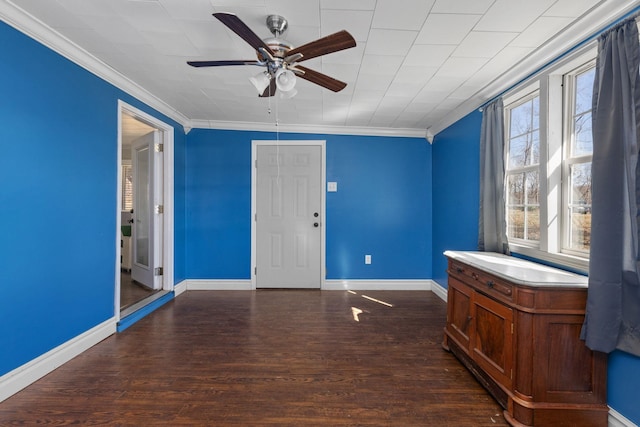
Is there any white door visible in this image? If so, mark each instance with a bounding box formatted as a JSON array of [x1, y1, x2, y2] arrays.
[[256, 144, 322, 288], [131, 130, 163, 290]]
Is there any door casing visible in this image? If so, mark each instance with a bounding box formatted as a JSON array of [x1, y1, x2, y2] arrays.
[[251, 140, 326, 290], [116, 100, 174, 319]]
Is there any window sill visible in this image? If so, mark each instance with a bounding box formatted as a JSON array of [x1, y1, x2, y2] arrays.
[[509, 244, 589, 276]]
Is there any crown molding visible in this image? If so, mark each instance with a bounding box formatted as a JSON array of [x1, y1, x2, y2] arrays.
[[428, 0, 639, 137], [189, 119, 427, 138], [0, 0, 190, 129]]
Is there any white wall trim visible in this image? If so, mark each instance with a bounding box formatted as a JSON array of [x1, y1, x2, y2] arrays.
[[609, 407, 638, 427], [186, 279, 253, 291], [0, 318, 116, 403], [430, 281, 448, 302], [0, 1, 189, 130], [191, 119, 425, 139], [174, 280, 188, 297], [323, 279, 434, 291]]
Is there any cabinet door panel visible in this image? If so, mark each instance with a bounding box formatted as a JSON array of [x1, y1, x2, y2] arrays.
[[447, 277, 472, 352], [472, 292, 513, 388]]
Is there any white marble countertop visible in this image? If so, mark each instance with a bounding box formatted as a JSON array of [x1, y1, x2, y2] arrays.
[[444, 250, 588, 288]]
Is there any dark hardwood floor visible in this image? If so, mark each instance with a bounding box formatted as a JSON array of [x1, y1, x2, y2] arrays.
[[120, 270, 158, 310], [0, 290, 507, 426]]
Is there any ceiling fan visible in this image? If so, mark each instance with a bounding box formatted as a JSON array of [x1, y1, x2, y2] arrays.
[[187, 13, 357, 98]]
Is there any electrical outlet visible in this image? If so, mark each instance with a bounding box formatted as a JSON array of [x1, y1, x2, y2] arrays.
[[365, 254, 372, 264]]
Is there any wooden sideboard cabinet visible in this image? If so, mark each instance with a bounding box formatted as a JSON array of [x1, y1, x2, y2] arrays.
[[442, 251, 608, 427]]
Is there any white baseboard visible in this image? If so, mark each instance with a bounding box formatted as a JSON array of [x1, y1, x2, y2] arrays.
[[609, 407, 638, 427], [323, 279, 433, 291], [173, 280, 188, 296], [430, 281, 448, 302], [0, 318, 116, 403], [186, 279, 253, 290]]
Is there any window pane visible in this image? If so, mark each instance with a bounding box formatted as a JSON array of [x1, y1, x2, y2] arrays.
[[526, 206, 540, 241], [573, 112, 593, 156], [570, 207, 591, 250], [508, 173, 524, 204], [575, 68, 595, 114], [509, 207, 525, 239], [571, 163, 592, 205], [509, 134, 528, 167], [526, 170, 539, 204], [531, 130, 540, 165]]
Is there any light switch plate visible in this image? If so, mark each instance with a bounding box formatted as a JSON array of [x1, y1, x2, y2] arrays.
[[327, 182, 338, 192]]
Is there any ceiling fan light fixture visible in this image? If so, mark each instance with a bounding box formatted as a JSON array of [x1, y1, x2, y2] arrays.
[[275, 68, 297, 92], [279, 88, 298, 99], [249, 72, 271, 94]]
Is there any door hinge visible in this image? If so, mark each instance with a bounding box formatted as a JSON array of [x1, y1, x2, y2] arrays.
[[155, 204, 164, 214], [154, 267, 163, 276], [155, 143, 164, 153], [255, 159, 257, 168], [255, 213, 257, 221], [254, 267, 257, 276], [511, 323, 514, 334], [511, 369, 513, 379]]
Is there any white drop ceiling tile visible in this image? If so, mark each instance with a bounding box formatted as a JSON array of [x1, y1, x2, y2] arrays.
[[359, 54, 404, 76], [475, 0, 557, 33], [453, 31, 517, 58], [50, 26, 107, 53], [465, 45, 535, 86], [404, 101, 438, 114], [321, 9, 373, 42], [158, 0, 215, 21], [177, 19, 236, 51], [415, 14, 481, 45], [354, 73, 395, 91], [385, 81, 425, 98], [369, 113, 399, 127], [85, 19, 146, 46], [364, 29, 417, 56], [54, 0, 119, 17], [210, 0, 267, 9], [286, 25, 322, 47], [117, 1, 181, 32], [15, 1, 88, 28], [404, 44, 455, 67], [371, 0, 435, 31], [434, 57, 489, 79], [351, 89, 385, 105], [265, 0, 320, 27], [139, 30, 201, 56], [321, 63, 360, 82], [320, 0, 376, 10], [509, 16, 574, 48], [431, 0, 493, 15], [543, 0, 601, 18], [393, 66, 438, 84], [448, 83, 481, 100]]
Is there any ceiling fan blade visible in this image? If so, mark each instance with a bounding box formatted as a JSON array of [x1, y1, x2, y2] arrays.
[[187, 60, 262, 67], [293, 66, 347, 92], [259, 78, 277, 98], [285, 30, 356, 63], [213, 13, 273, 56]]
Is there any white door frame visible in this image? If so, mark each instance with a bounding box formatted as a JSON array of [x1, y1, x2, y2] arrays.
[[251, 140, 326, 290], [116, 100, 174, 319]]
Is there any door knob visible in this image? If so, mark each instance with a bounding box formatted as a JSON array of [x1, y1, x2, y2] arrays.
[[313, 222, 319, 227], [314, 212, 319, 217]]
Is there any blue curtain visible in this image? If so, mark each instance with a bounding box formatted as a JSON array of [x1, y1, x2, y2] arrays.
[[478, 98, 509, 254], [582, 18, 640, 356]]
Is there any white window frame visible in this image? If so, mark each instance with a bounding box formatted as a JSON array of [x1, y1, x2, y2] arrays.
[[502, 45, 597, 273]]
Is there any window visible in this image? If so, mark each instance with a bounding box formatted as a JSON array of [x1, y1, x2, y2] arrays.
[[563, 65, 594, 254], [503, 48, 596, 271], [506, 93, 540, 243], [122, 163, 133, 211]]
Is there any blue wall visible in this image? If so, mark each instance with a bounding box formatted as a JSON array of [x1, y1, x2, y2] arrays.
[[431, 111, 482, 287], [0, 21, 185, 376], [185, 129, 432, 280]]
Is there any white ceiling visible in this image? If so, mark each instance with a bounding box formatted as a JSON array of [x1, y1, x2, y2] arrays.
[[3, 0, 638, 137]]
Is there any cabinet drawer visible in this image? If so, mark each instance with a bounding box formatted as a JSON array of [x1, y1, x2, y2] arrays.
[[449, 260, 514, 302]]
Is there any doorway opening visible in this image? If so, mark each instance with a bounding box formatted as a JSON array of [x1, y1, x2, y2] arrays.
[[117, 101, 174, 319]]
